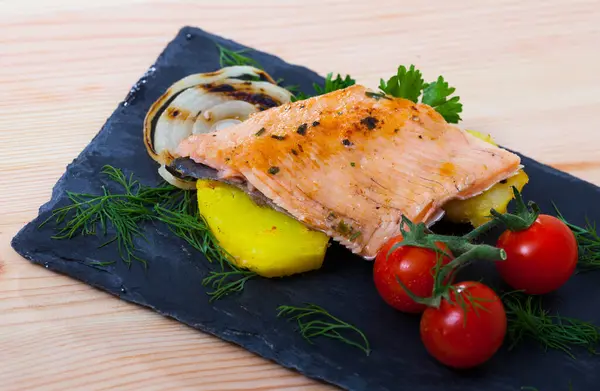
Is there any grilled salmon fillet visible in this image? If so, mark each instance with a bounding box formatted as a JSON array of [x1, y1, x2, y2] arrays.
[[177, 85, 521, 258]]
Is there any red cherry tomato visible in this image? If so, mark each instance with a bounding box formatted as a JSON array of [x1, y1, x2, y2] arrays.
[[373, 236, 452, 313], [420, 281, 506, 369], [496, 215, 578, 294]]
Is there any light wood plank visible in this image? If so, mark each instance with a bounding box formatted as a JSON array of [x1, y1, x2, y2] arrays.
[[1, 0, 599, 389]]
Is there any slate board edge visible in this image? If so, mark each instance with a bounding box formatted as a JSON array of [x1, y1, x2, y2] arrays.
[[10, 25, 600, 391], [9, 26, 342, 390]]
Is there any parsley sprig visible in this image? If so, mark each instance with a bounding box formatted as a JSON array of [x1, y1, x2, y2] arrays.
[[277, 303, 370, 355], [379, 65, 463, 123], [291, 72, 356, 102]]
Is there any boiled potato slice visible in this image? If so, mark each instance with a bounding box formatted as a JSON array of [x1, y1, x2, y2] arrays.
[[196, 179, 329, 277], [443, 130, 529, 227]]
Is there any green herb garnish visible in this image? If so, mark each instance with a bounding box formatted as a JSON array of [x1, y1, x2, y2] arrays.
[[203, 269, 256, 302], [216, 44, 260, 68], [379, 65, 425, 103], [39, 165, 182, 266], [277, 303, 370, 355], [42, 165, 256, 300], [422, 76, 463, 123], [504, 292, 600, 358], [291, 73, 356, 102], [554, 205, 600, 272], [379, 65, 463, 123]]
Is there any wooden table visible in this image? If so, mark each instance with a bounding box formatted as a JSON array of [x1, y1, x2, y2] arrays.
[[1, 1, 599, 389]]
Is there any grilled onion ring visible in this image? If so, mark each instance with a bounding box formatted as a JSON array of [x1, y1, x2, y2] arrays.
[[143, 66, 292, 188]]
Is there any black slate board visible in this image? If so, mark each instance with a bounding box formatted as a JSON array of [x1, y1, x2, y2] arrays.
[[11, 26, 600, 391]]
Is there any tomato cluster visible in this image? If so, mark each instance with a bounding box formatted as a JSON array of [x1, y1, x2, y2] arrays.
[[373, 212, 577, 369]]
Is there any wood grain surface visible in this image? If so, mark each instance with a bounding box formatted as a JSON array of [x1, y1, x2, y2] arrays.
[[1, 1, 599, 390]]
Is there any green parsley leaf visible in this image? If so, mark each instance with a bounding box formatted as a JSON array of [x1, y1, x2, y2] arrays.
[[422, 76, 463, 123], [314, 73, 356, 95], [379, 65, 425, 103], [292, 73, 355, 102]]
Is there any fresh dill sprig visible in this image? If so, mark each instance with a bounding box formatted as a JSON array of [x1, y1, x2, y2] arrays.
[[40, 165, 181, 266], [202, 269, 257, 302], [504, 292, 600, 358], [216, 43, 260, 68], [43, 165, 256, 300], [277, 303, 370, 355], [554, 204, 600, 272]]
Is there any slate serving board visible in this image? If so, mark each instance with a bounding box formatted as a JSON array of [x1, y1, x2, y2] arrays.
[[11, 26, 600, 391]]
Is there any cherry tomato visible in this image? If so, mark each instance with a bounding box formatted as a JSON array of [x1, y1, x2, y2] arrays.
[[420, 281, 506, 369], [496, 214, 578, 295], [373, 236, 452, 313]]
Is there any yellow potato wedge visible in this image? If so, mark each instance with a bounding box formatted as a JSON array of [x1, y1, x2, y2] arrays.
[[443, 130, 529, 227], [196, 179, 329, 277]]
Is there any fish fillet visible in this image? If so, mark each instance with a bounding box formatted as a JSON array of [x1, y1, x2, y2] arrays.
[[177, 85, 521, 258]]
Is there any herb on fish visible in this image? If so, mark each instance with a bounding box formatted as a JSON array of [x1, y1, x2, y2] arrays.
[[216, 44, 260, 68], [379, 65, 463, 123], [554, 205, 600, 272], [365, 91, 390, 100], [255, 127, 266, 136], [503, 292, 600, 358], [268, 166, 280, 175], [312, 121, 320, 127], [350, 162, 356, 167], [291, 149, 299, 155], [422, 76, 463, 123], [349, 231, 362, 241], [271, 135, 286, 141], [296, 123, 308, 135], [342, 139, 353, 146], [277, 303, 370, 355]]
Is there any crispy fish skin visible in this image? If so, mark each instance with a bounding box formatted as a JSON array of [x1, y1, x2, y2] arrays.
[[178, 85, 521, 258]]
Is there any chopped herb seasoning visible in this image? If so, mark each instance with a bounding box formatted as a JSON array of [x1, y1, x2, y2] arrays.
[[365, 91, 390, 100], [342, 139, 354, 147], [327, 212, 336, 220], [312, 121, 320, 127], [360, 116, 379, 130], [500, 179, 508, 184], [255, 127, 266, 136], [268, 166, 280, 175], [349, 231, 362, 241], [225, 157, 231, 162], [297, 123, 308, 135], [418, 135, 423, 139], [271, 135, 286, 141], [291, 149, 299, 155], [350, 162, 356, 167], [337, 221, 351, 235], [394, 128, 399, 133], [299, 104, 306, 109], [298, 144, 304, 153]]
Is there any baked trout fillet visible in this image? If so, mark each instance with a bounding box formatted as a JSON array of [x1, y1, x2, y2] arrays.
[[177, 85, 521, 258]]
